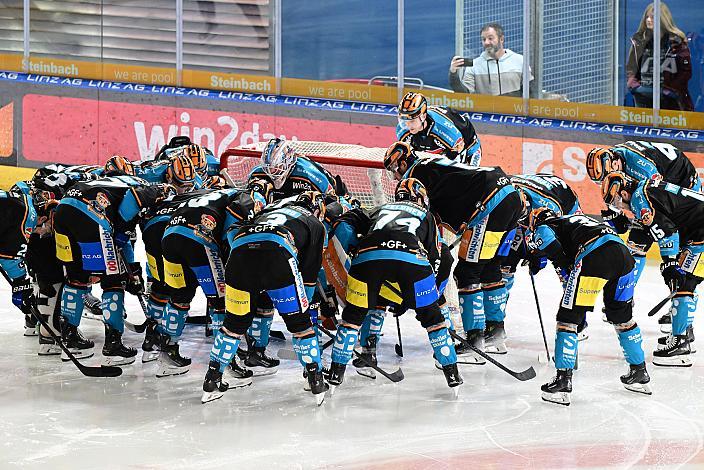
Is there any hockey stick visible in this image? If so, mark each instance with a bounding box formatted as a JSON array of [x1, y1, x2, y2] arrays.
[[318, 324, 404, 383], [394, 313, 404, 357], [379, 278, 534, 381], [0, 271, 122, 377], [648, 291, 676, 317], [449, 330, 536, 381], [530, 273, 551, 361]]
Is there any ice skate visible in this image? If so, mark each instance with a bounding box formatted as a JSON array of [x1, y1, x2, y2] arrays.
[[305, 362, 328, 406], [23, 314, 38, 337], [484, 321, 507, 354], [541, 369, 572, 406], [61, 323, 94, 361], [577, 319, 589, 342], [455, 329, 486, 365], [140, 319, 160, 363], [226, 357, 254, 389], [201, 361, 229, 403], [38, 333, 61, 356], [658, 325, 695, 354], [324, 362, 346, 396], [353, 336, 378, 379], [156, 336, 191, 377], [442, 363, 463, 397], [653, 335, 692, 367], [620, 362, 652, 395], [102, 326, 137, 366], [243, 346, 280, 376]]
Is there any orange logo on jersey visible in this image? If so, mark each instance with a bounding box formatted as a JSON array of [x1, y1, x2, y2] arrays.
[[200, 214, 217, 231], [95, 192, 110, 208]]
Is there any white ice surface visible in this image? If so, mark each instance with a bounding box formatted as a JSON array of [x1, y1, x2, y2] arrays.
[[1, 262, 703, 469]]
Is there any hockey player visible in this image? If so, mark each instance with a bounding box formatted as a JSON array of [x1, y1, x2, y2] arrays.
[[601, 172, 704, 367], [586, 140, 702, 290], [202, 191, 328, 405], [159, 185, 269, 377], [237, 138, 342, 373], [137, 155, 200, 363], [525, 208, 649, 405], [0, 188, 56, 336], [53, 175, 173, 365], [396, 91, 482, 165], [325, 178, 462, 393], [503, 173, 582, 292], [384, 141, 521, 359]]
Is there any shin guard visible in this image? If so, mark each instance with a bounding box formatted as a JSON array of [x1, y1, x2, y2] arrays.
[[210, 330, 241, 373], [483, 284, 508, 323], [459, 288, 484, 333], [101, 289, 125, 333], [615, 323, 645, 365], [163, 302, 189, 341], [331, 325, 359, 365], [292, 333, 322, 370], [428, 327, 457, 367], [61, 283, 88, 327], [672, 296, 695, 336], [358, 309, 385, 347]]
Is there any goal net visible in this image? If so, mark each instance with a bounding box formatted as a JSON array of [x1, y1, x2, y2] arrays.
[[220, 140, 463, 329]]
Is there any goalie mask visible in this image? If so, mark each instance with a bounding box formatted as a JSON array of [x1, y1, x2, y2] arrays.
[[586, 147, 621, 183], [395, 178, 429, 208], [104, 155, 135, 176], [261, 138, 298, 190], [384, 141, 417, 180]]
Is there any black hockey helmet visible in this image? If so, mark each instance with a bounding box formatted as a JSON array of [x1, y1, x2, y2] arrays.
[[398, 91, 428, 121], [528, 206, 558, 231], [601, 171, 637, 205], [104, 155, 135, 176], [395, 177, 429, 208], [586, 147, 621, 183], [384, 141, 417, 180], [295, 190, 326, 222]]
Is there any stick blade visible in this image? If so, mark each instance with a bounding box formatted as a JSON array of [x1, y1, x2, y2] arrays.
[[387, 368, 404, 382], [276, 348, 298, 361], [125, 321, 148, 334], [514, 366, 537, 381], [395, 344, 404, 357], [82, 365, 123, 378]]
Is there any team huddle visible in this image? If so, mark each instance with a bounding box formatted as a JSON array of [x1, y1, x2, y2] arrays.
[[1, 91, 702, 407]]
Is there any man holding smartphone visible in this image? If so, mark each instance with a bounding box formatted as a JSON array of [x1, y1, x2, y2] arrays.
[[449, 22, 533, 97]]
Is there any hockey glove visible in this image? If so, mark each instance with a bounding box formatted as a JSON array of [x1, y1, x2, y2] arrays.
[[601, 208, 630, 234], [660, 258, 685, 292], [11, 276, 38, 315], [528, 256, 548, 275], [125, 262, 145, 296], [318, 286, 339, 319]]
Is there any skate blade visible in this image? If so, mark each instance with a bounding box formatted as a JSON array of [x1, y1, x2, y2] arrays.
[[247, 366, 278, 377], [577, 332, 589, 342], [652, 356, 693, 367], [141, 351, 160, 363], [38, 345, 61, 356], [457, 354, 486, 365], [485, 345, 508, 355], [24, 328, 39, 337], [156, 365, 190, 377], [61, 349, 94, 361], [228, 377, 253, 389], [314, 391, 326, 406], [624, 382, 652, 395], [103, 355, 136, 367], [328, 384, 337, 397], [660, 325, 672, 334], [541, 391, 571, 406], [201, 390, 225, 404], [355, 367, 376, 379]]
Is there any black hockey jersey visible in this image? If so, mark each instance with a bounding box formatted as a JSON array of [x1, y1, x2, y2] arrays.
[[233, 203, 326, 283], [613, 140, 699, 189], [510, 174, 581, 215], [404, 156, 513, 231], [396, 107, 479, 161]]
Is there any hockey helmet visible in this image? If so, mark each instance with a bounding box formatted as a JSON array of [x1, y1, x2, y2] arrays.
[[398, 91, 427, 121], [601, 171, 636, 206], [528, 206, 558, 231], [183, 144, 208, 175], [384, 141, 417, 180], [395, 177, 429, 208], [166, 153, 197, 191], [104, 155, 135, 176], [261, 138, 298, 190], [295, 190, 326, 222], [586, 147, 620, 183]]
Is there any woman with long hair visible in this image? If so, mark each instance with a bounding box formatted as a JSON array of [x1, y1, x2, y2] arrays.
[[626, 2, 693, 111]]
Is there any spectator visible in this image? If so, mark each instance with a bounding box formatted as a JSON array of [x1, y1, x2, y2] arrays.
[[626, 2, 693, 111], [448, 22, 533, 97]]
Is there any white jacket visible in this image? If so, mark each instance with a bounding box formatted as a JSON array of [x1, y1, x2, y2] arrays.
[[450, 49, 533, 96]]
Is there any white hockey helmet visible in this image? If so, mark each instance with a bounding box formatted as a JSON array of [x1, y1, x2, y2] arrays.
[[261, 138, 298, 189]]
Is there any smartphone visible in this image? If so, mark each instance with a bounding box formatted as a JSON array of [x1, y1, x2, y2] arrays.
[[462, 58, 473, 67]]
